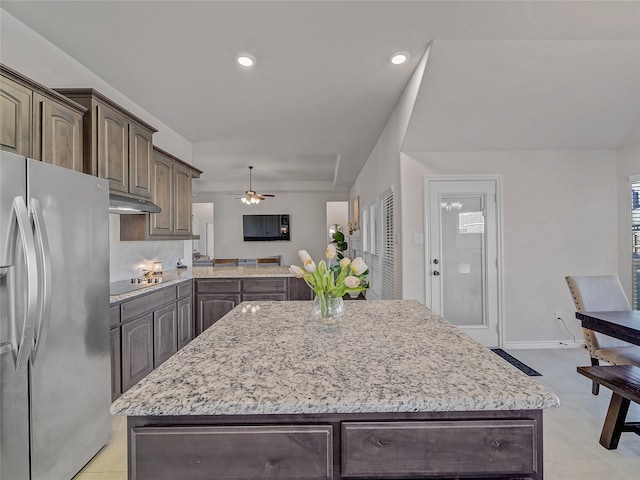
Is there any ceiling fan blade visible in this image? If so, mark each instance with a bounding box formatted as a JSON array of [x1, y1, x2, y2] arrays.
[[261, 194, 275, 197]]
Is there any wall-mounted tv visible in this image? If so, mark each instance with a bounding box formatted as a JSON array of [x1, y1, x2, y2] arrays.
[[243, 214, 290, 241]]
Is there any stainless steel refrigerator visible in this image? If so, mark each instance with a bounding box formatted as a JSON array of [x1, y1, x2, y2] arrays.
[[1, 151, 111, 480]]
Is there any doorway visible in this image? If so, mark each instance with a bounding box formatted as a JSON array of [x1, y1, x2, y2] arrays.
[[425, 177, 502, 346], [192, 203, 214, 258]]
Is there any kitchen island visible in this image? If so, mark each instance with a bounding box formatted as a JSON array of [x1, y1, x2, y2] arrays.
[[111, 300, 559, 480]]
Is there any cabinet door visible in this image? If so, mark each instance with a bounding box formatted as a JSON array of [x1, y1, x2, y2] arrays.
[[121, 313, 154, 392], [177, 296, 193, 350], [0, 76, 31, 156], [150, 150, 173, 235], [110, 328, 122, 402], [196, 294, 240, 335], [154, 303, 177, 368], [288, 277, 314, 300], [34, 93, 83, 172], [174, 162, 193, 235], [129, 123, 153, 198], [97, 103, 129, 193]]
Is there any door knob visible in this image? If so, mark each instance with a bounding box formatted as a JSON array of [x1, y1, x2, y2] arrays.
[[433, 270, 440, 276]]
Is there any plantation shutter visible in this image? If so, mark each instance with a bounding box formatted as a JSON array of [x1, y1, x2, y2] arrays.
[[380, 189, 394, 299], [369, 201, 381, 298]]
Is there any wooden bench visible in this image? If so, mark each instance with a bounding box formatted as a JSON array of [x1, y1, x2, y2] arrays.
[[577, 365, 640, 449]]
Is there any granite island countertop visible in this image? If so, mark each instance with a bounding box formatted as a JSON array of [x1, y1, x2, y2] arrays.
[[111, 300, 559, 417]]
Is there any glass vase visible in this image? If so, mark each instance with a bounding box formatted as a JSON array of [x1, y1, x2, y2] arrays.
[[311, 293, 345, 325]]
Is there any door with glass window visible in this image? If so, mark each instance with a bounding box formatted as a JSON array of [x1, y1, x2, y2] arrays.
[[427, 178, 501, 346]]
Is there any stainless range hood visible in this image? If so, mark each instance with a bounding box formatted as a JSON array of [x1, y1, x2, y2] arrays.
[[109, 193, 161, 214]]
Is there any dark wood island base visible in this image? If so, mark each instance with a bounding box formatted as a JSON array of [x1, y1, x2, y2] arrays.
[[127, 409, 543, 480]]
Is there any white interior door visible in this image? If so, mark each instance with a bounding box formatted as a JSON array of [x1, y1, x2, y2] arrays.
[[426, 178, 501, 346]]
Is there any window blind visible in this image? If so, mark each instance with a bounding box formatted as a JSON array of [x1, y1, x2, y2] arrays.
[[361, 188, 394, 300]]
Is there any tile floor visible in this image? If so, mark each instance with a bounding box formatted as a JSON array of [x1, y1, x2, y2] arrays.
[[73, 347, 640, 480]]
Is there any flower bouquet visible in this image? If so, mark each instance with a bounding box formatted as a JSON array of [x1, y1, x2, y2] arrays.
[[289, 245, 368, 324]]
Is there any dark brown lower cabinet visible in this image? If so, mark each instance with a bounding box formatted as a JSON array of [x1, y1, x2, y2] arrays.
[[127, 410, 543, 480], [121, 314, 154, 392], [111, 280, 194, 398], [130, 425, 332, 480], [177, 296, 193, 350], [153, 303, 177, 368], [193, 276, 313, 337], [289, 277, 314, 300], [110, 327, 122, 402], [196, 294, 241, 335]]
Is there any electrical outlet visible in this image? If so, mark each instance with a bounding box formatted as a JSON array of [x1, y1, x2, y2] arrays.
[[554, 311, 563, 322]]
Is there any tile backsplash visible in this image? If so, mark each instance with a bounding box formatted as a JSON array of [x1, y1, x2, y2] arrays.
[[109, 214, 186, 281]]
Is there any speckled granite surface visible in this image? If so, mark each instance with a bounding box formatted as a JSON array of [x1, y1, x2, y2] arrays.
[[111, 300, 559, 416], [192, 266, 294, 278], [109, 271, 193, 304]]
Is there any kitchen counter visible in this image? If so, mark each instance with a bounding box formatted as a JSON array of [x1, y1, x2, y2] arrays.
[[109, 266, 294, 304], [111, 300, 558, 416], [109, 270, 193, 304], [192, 265, 294, 278], [112, 300, 557, 479]]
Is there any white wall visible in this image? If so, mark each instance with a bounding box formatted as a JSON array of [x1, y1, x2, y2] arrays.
[[0, 10, 192, 160], [192, 192, 348, 266], [616, 115, 640, 300], [109, 215, 187, 282], [1, 10, 197, 281], [402, 150, 619, 346], [349, 46, 430, 297]]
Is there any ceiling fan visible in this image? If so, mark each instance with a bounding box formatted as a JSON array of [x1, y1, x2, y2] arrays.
[[228, 166, 275, 204]]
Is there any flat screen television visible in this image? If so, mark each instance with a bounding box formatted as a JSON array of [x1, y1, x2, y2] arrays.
[[243, 214, 290, 241]]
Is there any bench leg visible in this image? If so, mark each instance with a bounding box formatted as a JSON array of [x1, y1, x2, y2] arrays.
[[599, 393, 630, 449], [590, 358, 600, 395]]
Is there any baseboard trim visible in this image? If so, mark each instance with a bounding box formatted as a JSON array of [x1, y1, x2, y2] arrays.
[[503, 340, 586, 349]]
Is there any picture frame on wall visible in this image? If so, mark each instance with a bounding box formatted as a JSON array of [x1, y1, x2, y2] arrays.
[[353, 196, 359, 230]]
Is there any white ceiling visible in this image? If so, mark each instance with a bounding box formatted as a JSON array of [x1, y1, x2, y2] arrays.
[[2, 1, 639, 194]]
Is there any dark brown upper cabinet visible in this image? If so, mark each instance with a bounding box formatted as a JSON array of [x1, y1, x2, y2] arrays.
[[55, 88, 156, 199], [119, 146, 202, 241], [1, 65, 85, 171]]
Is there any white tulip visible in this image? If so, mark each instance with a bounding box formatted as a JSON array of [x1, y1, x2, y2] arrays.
[[298, 250, 312, 264], [289, 265, 305, 278], [304, 259, 316, 273], [351, 257, 368, 275], [325, 243, 337, 259], [344, 276, 360, 288], [339, 257, 351, 269]]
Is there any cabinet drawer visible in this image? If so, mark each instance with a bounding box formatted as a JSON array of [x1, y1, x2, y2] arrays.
[[121, 286, 177, 322], [195, 279, 241, 294], [110, 305, 121, 328], [177, 280, 192, 299], [341, 420, 539, 478], [242, 293, 287, 302], [242, 278, 286, 293], [131, 425, 333, 480]]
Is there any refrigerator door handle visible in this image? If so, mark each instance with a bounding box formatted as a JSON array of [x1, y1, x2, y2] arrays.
[[2, 196, 38, 371], [30, 198, 51, 363]]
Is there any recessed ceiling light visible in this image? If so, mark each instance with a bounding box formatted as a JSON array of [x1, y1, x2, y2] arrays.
[[390, 52, 408, 65], [237, 54, 256, 68]]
